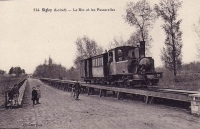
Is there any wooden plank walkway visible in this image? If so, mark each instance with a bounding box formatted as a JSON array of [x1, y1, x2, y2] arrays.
[[40, 78, 200, 102], [40, 78, 200, 115]]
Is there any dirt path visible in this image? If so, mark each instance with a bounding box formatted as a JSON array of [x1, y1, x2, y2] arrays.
[[0, 78, 199, 129]]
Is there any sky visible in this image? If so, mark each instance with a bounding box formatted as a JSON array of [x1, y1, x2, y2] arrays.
[[0, 0, 200, 74]]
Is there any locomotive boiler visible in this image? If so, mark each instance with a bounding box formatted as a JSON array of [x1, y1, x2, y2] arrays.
[[80, 41, 162, 87]]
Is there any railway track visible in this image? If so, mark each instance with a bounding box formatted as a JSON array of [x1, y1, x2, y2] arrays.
[[39, 78, 200, 115]]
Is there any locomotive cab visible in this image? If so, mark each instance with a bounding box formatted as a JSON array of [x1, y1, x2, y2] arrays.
[[108, 46, 138, 75], [107, 41, 162, 86]]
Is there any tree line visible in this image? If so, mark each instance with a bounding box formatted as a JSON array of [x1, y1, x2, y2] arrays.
[[9, 67, 25, 76], [32, 56, 81, 80], [0, 67, 25, 76], [0, 69, 6, 75]]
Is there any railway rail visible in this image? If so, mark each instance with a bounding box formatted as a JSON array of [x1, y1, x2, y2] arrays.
[[40, 78, 200, 115]]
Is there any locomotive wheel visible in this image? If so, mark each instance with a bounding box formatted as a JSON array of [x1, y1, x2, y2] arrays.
[[151, 79, 159, 85], [132, 80, 141, 86], [119, 82, 124, 87]]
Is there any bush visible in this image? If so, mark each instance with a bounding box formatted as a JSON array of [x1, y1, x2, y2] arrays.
[[156, 64, 200, 91]]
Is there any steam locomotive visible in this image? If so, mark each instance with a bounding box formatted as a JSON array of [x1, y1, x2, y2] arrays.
[[80, 41, 162, 87]]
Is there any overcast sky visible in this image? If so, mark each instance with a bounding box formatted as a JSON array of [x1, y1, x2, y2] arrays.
[[0, 0, 200, 74]]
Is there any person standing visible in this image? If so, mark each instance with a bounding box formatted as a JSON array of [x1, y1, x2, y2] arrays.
[[13, 85, 19, 105], [36, 85, 41, 104], [8, 88, 14, 105], [74, 82, 81, 100], [32, 87, 37, 106]]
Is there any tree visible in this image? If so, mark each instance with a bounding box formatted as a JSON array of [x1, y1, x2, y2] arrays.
[[73, 36, 103, 80], [127, 30, 153, 55], [48, 56, 53, 65], [0, 69, 5, 75], [155, 0, 183, 77], [108, 36, 126, 49], [75, 36, 103, 60], [193, 18, 200, 58], [33, 58, 67, 79], [8, 67, 25, 76], [66, 67, 79, 80], [124, 0, 157, 54], [74, 36, 103, 66], [9, 67, 14, 74], [109, 31, 152, 55], [21, 69, 25, 74]]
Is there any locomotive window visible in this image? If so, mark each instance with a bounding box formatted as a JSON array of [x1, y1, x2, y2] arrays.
[[97, 57, 103, 66], [117, 49, 122, 57], [100, 57, 103, 66], [128, 50, 135, 58], [101, 57, 103, 65], [92, 57, 103, 67], [135, 48, 140, 59], [109, 52, 113, 62], [92, 59, 95, 67], [100, 58, 101, 66], [98, 58, 100, 66], [115, 49, 123, 62]]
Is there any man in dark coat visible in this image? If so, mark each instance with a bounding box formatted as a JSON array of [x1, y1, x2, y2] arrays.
[[32, 87, 37, 106], [8, 88, 14, 105], [74, 82, 81, 100], [8, 88, 14, 100]]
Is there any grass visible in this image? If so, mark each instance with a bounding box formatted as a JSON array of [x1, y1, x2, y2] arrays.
[[0, 75, 21, 94], [156, 65, 200, 91]]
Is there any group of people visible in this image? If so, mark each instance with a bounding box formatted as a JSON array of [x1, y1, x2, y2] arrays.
[[8, 85, 19, 105], [31, 82, 81, 106], [31, 85, 41, 106]]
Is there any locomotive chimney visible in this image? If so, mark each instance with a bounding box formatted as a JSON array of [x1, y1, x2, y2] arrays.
[[140, 41, 145, 57]]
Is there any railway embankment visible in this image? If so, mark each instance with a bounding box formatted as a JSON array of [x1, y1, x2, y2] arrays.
[[0, 78, 200, 129]]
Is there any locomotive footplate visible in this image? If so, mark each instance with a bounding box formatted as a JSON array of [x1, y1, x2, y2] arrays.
[[146, 72, 163, 79]]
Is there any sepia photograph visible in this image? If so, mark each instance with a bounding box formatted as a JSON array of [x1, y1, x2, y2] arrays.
[[0, 0, 200, 128]]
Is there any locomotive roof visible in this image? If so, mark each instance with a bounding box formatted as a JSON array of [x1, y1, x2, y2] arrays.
[[80, 53, 105, 61], [108, 46, 136, 51], [81, 46, 136, 61]]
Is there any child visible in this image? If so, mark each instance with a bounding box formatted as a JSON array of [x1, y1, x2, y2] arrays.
[[36, 85, 41, 104], [32, 87, 37, 106]]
